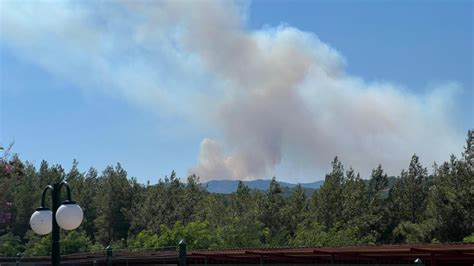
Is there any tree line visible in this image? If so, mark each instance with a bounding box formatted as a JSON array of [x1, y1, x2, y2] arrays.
[[0, 130, 473, 256]]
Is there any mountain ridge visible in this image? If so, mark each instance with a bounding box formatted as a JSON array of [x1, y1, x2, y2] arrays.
[[203, 179, 324, 193]]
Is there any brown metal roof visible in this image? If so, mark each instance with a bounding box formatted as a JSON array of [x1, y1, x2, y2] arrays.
[[1, 243, 473, 265], [187, 243, 474, 265]]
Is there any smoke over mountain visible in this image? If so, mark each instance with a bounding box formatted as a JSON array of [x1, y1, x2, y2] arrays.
[[165, 1, 463, 180], [1, 1, 464, 181]]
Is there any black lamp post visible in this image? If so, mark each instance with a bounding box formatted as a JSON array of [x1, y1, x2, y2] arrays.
[[29, 181, 83, 266], [15, 252, 22, 266]]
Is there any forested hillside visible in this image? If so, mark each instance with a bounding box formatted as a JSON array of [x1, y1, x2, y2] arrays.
[[0, 130, 473, 256]]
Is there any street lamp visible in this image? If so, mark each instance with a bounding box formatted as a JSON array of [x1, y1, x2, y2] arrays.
[[29, 181, 83, 266]]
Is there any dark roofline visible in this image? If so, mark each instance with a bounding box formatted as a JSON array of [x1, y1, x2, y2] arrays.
[[1, 243, 473, 265]]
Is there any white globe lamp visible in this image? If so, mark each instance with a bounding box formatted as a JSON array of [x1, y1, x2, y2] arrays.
[[30, 208, 53, 235], [55, 201, 83, 230]]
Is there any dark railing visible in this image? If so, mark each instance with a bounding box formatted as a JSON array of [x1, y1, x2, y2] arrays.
[[0, 241, 185, 266]]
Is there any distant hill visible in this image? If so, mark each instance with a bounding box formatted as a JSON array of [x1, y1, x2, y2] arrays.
[[203, 179, 324, 194]]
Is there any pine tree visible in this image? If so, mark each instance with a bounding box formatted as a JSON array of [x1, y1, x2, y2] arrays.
[[388, 155, 429, 242], [221, 181, 263, 247], [365, 165, 389, 242], [258, 177, 286, 245], [463, 129, 474, 170], [95, 164, 134, 245], [342, 167, 366, 227], [313, 157, 344, 228], [282, 184, 308, 239], [406, 154, 429, 223]]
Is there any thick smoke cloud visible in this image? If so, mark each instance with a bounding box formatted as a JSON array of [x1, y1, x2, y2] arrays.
[[0, 1, 464, 181], [163, 1, 463, 180]]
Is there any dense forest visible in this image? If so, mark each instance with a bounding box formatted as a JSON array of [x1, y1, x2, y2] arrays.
[[0, 130, 473, 256]]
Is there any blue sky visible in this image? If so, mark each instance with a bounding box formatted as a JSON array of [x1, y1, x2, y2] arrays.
[[1, 0, 472, 183]]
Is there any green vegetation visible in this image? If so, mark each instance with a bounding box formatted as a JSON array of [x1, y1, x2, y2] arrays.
[[0, 130, 473, 256]]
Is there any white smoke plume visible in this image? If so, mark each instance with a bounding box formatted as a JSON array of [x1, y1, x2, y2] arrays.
[[0, 1, 465, 181]]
